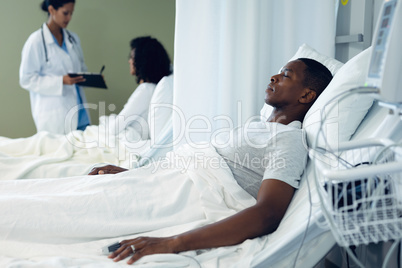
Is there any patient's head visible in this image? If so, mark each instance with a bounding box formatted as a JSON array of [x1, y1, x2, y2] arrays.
[[266, 58, 332, 123], [129, 36, 172, 84], [297, 57, 332, 100]]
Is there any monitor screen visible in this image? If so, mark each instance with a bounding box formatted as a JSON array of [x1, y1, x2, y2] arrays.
[[368, 0, 397, 80]]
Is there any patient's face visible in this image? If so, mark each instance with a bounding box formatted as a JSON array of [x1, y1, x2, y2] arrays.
[[265, 60, 307, 108], [129, 49, 136, 76]]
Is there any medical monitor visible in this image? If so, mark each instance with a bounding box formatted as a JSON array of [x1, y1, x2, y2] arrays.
[[366, 0, 402, 103]]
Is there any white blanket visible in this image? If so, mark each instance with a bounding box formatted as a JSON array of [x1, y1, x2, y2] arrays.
[[0, 145, 332, 267], [0, 145, 264, 267], [0, 118, 152, 180]]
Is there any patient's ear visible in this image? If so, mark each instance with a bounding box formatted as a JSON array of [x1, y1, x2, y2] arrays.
[[299, 88, 317, 104]]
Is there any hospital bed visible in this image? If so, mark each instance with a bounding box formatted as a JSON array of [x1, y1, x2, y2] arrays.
[[0, 74, 174, 180], [255, 0, 402, 265], [0, 42, 395, 268], [255, 44, 374, 267], [1, 2, 402, 266]]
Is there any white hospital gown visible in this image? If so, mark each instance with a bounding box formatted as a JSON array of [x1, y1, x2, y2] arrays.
[[107, 82, 156, 136]]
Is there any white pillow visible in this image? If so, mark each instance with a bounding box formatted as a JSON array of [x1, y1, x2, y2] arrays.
[[148, 74, 174, 141], [289, 43, 344, 76], [303, 47, 374, 148], [260, 43, 344, 121]]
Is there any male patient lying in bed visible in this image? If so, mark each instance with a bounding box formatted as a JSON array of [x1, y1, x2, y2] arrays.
[[85, 58, 333, 264]]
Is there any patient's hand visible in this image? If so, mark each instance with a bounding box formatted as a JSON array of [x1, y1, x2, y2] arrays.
[[108, 236, 177, 265], [88, 165, 128, 175]]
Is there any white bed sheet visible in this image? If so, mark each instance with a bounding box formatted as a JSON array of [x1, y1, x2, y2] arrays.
[[0, 117, 154, 180], [0, 72, 175, 180], [0, 144, 333, 268], [0, 145, 255, 267]]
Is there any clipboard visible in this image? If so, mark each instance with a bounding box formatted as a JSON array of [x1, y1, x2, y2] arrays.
[[68, 72, 108, 89]]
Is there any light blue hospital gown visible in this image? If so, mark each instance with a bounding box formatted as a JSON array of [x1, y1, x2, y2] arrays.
[[52, 33, 90, 131]]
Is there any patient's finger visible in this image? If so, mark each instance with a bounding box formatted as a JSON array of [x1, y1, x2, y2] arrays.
[[127, 250, 144, 265], [108, 246, 121, 258], [88, 168, 100, 175], [88, 165, 112, 175], [88, 167, 106, 175], [108, 239, 134, 258], [113, 246, 133, 262], [88, 165, 128, 175]]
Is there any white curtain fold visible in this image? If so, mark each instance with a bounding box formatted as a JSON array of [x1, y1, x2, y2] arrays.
[[173, 0, 337, 148]]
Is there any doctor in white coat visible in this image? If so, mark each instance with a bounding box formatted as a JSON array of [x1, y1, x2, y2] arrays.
[[19, 0, 90, 134]]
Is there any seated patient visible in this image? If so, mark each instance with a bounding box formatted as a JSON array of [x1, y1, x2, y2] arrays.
[[108, 36, 172, 136], [89, 58, 333, 264]]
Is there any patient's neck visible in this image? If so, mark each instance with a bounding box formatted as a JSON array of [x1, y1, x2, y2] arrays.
[[267, 108, 307, 125]]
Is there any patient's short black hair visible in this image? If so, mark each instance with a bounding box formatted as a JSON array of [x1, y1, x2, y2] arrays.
[[297, 58, 333, 97], [130, 36, 172, 84]]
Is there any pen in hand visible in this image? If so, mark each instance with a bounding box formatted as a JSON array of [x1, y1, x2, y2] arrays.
[[100, 65, 105, 74]]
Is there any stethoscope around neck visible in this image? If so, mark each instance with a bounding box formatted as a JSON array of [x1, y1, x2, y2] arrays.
[[41, 24, 76, 62]]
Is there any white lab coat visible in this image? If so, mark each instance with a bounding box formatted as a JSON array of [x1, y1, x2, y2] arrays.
[[19, 23, 90, 134]]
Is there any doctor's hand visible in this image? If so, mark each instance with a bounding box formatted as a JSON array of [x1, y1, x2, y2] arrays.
[[108, 236, 177, 265], [88, 164, 128, 175], [63, 75, 85, 85]]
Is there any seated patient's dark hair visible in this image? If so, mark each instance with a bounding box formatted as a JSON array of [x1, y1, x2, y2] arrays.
[[130, 36, 172, 84], [297, 58, 333, 97]]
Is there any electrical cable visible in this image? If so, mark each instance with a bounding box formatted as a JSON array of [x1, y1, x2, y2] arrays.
[[313, 86, 379, 169], [373, 143, 402, 268], [310, 87, 379, 268], [382, 239, 401, 268], [315, 95, 402, 267], [291, 165, 313, 268], [373, 142, 402, 164], [289, 87, 377, 268]]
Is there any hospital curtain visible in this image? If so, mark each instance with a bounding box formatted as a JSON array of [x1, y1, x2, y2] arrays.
[[173, 0, 337, 148]]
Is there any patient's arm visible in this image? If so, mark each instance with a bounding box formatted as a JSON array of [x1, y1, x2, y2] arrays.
[[109, 178, 295, 265], [88, 165, 128, 175]]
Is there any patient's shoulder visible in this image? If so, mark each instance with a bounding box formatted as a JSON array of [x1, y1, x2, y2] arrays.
[[151, 74, 174, 104]]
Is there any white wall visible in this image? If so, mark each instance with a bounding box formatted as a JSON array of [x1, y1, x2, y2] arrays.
[[335, 0, 383, 62]]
